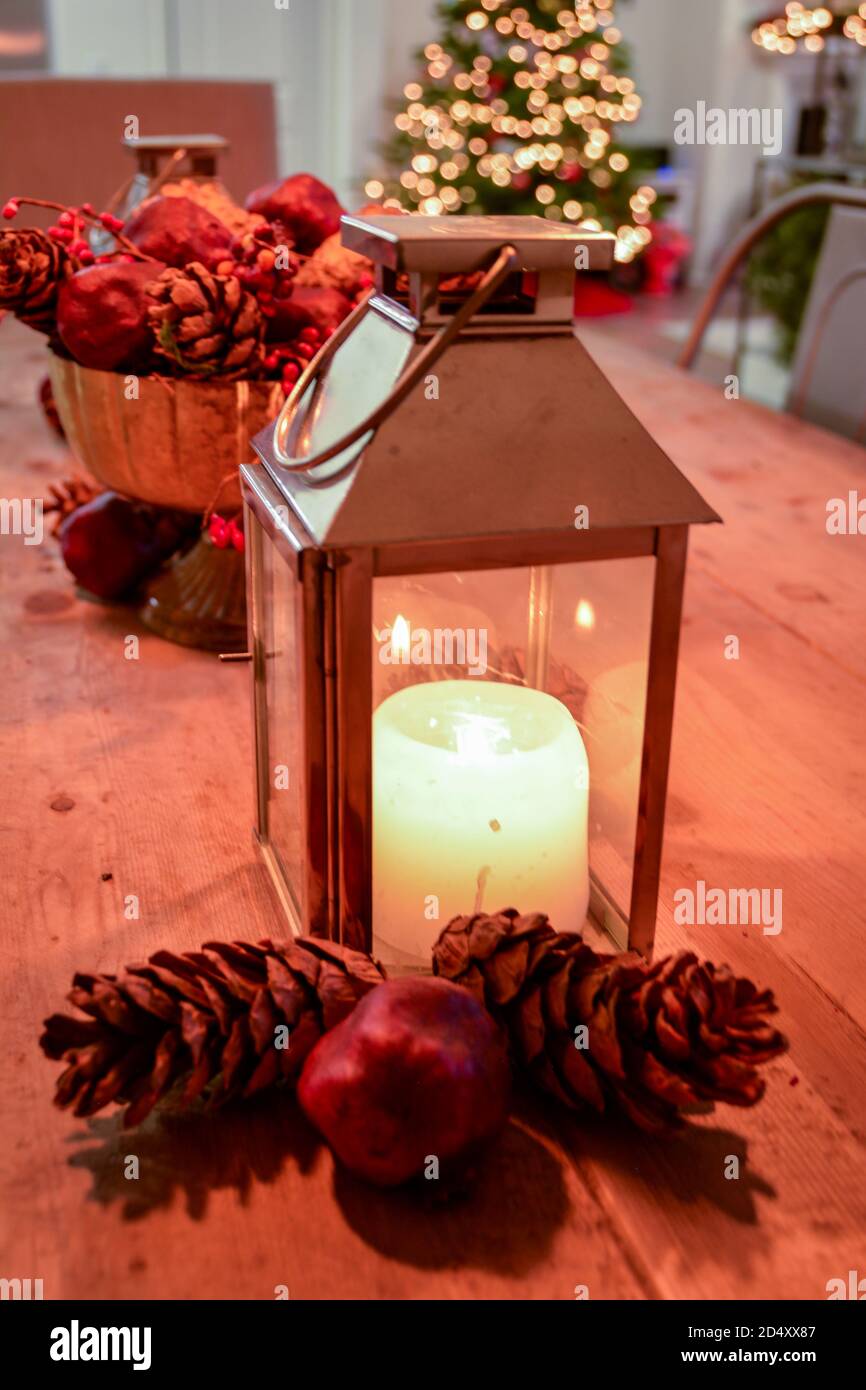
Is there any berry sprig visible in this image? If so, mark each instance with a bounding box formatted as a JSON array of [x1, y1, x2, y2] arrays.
[[215, 224, 298, 322], [263, 325, 324, 396], [2, 196, 149, 267], [207, 511, 244, 552]]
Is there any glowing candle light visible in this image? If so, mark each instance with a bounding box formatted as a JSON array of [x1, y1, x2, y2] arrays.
[[373, 680, 590, 965]]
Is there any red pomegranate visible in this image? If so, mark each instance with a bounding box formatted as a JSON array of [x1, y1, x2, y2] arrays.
[[265, 285, 352, 343], [124, 195, 233, 269], [56, 259, 165, 372], [298, 977, 511, 1188], [245, 173, 344, 253], [59, 492, 195, 599]]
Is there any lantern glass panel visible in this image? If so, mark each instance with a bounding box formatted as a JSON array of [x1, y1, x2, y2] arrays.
[[259, 531, 306, 924], [371, 558, 655, 967]]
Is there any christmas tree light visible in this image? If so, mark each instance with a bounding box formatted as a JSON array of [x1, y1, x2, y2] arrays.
[[371, 0, 655, 264]]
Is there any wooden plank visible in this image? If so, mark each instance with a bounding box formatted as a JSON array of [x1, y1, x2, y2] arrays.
[[0, 323, 647, 1300], [2, 318, 866, 1300], [585, 330, 866, 684]]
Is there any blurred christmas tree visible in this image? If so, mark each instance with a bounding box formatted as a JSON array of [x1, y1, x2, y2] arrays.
[[370, 0, 657, 269]]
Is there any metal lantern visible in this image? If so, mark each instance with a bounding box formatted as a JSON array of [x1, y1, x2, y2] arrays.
[[241, 214, 719, 970]]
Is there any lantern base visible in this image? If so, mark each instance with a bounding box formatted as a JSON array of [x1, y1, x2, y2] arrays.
[[139, 535, 247, 653]]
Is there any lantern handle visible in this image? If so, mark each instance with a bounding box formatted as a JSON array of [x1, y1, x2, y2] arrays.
[[271, 243, 520, 474]]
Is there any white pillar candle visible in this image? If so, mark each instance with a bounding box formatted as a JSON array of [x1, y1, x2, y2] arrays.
[[373, 680, 589, 966]]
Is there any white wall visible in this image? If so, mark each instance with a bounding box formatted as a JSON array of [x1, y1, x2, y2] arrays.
[[46, 0, 387, 204], [45, 0, 813, 274], [373, 0, 791, 279]]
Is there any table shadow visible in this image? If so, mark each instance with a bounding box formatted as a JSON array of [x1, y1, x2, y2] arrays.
[[65, 1089, 320, 1222], [64, 1087, 572, 1278]]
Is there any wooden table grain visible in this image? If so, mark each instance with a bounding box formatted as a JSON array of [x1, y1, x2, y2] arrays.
[[1, 317, 864, 1301]]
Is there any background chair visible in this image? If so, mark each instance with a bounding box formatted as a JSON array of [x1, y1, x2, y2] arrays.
[[679, 183, 866, 443], [0, 76, 278, 219]]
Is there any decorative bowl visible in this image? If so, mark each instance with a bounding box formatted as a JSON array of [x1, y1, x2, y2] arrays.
[[48, 355, 283, 651]]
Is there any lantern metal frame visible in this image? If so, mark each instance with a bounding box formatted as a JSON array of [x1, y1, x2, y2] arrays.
[[241, 214, 718, 963]]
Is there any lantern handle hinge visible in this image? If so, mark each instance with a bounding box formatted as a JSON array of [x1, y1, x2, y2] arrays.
[[271, 243, 520, 477]]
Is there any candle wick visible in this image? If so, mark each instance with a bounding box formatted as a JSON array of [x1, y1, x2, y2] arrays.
[[474, 865, 491, 914]]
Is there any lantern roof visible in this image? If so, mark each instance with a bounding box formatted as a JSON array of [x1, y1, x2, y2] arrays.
[[253, 329, 720, 550], [253, 213, 718, 549], [340, 213, 615, 274]]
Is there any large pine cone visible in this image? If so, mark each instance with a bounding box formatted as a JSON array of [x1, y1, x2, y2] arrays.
[[0, 227, 69, 332], [433, 910, 787, 1132], [146, 260, 263, 376], [40, 937, 384, 1127]]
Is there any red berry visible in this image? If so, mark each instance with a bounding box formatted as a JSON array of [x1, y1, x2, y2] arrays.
[[2, 200, 19, 219], [228, 520, 244, 553], [98, 211, 114, 227], [275, 278, 294, 299], [260, 304, 276, 318], [294, 341, 315, 360], [78, 249, 95, 266], [58, 211, 74, 228], [298, 327, 320, 345], [282, 362, 301, 385], [263, 352, 280, 371], [81, 202, 94, 215]]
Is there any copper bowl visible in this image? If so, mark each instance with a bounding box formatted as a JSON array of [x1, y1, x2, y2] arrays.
[[47, 355, 283, 651], [48, 354, 283, 514]]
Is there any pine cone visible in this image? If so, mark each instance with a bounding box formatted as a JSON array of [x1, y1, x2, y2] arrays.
[[146, 261, 263, 376], [433, 910, 787, 1133], [0, 227, 69, 333], [40, 937, 384, 1127], [43, 472, 103, 536]]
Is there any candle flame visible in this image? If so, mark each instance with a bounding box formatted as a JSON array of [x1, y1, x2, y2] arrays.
[[392, 613, 411, 659], [575, 599, 596, 631]]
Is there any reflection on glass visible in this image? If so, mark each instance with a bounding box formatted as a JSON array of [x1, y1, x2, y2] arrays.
[[372, 558, 654, 955], [262, 542, 306, 922]]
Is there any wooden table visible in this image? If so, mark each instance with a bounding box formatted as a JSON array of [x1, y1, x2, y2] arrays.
[[2, 317, 865, 1301]]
